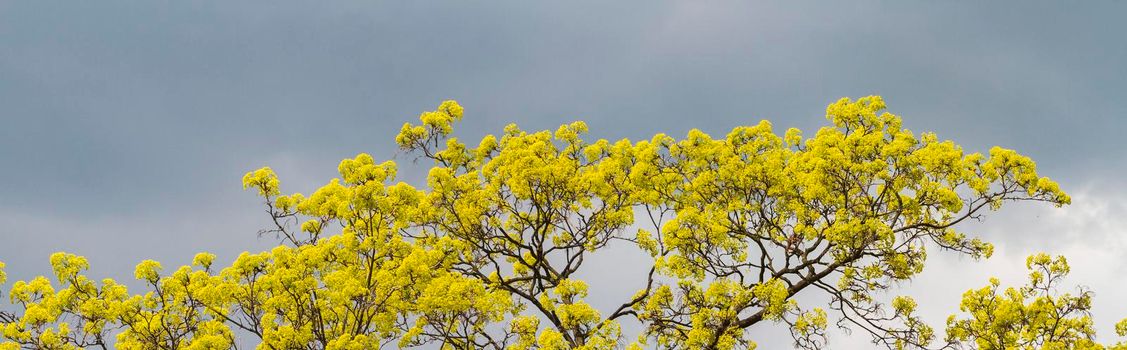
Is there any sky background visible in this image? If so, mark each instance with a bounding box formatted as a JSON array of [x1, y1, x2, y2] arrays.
[[2, 1, 1127, 349]]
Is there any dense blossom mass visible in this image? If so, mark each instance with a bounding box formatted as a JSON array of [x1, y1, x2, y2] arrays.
[[1, 97, 1121, 349]]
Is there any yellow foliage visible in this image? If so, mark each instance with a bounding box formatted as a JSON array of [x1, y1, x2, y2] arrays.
[[0, 97, 1090, 350], [947, 254, 1126, 350]]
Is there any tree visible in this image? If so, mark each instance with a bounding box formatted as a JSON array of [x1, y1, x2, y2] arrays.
[[0, 96, 1111, 349], [945, 254, 1127, 350]]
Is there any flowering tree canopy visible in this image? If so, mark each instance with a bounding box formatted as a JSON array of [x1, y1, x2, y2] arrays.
[[2, 96, 1119, 350]]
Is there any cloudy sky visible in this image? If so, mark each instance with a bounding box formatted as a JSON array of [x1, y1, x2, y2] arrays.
[[2, 1, 1126, 348]]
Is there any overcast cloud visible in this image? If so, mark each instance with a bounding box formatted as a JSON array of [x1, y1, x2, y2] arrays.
[[2, 1, 1126, 349]]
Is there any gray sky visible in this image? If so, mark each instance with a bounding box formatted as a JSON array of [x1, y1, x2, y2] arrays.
[[2, 1, 1126, 349]]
